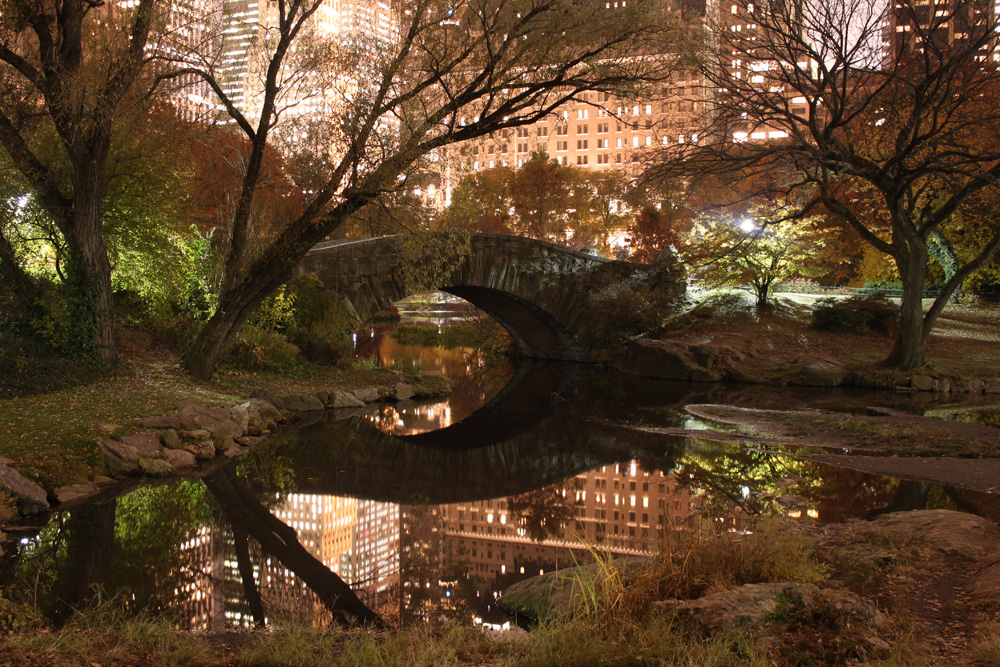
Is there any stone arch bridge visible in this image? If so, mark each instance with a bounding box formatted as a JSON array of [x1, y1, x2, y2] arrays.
[[294, 233, 685, 362]]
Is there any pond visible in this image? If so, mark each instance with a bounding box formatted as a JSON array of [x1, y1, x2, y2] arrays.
[[2, 295, 997, 631]]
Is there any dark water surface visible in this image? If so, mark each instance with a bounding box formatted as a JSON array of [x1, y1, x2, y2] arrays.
[[3, 302, 998, 631]]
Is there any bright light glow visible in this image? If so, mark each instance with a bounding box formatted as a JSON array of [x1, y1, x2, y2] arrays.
[[740, 219, 756, 232]]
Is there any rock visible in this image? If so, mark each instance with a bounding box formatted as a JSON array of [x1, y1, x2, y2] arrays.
[[92, 423, 121, 436], [235, 435, 266, 447], [216, 436, 238, 452], [162, 448, 196, 469], [987, 379, 1000, 395], [184, 440, 216, 461], [315, 391, 330, 405], [53, 483, 99, 505], [252, 388, 285, 410], [249, 398, 282, 423], [179, 429, 212, 441], [910, 374, 934, 391], [938, 379, 951, 394], [652, 583, 883, 634], [498, 558, 647, 621], [139, 457, 175, 477], [418, 370, 447, 379], [394, 382, 415, 400], [0, 464, 49, 515], [281, 393, 325, 412], [655, 583, 788, 632], [691, 368, 721, 383], [792, 356, 847, 387], [353, 387, 380, 403], [970, 379, 985, 394], [690, 344, 718, 370], [137, 414, 180, 429], [972, 553, 1000, 606], [120, 432, 162, 457], [330, 390, 365, 408], [91, 475, 115, 484], [97, 437, 141, 476], [228, 403, 250, 434], [161, 429, 183, 450], [615, 339, 702, 381], [869, 510, 1000, 556], [223, 444, 247, 458]]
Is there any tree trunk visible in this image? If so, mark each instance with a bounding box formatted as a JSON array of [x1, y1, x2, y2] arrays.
[[182, 270, 291, 379], [204, 468, 386, 628], [882, 245, 928, 369], [67, 154, 118, 365], [233, 525, 267, 627], [49, 499, 118, 625]]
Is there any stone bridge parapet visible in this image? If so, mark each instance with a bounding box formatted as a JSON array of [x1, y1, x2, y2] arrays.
[[295, 233, 685, 362]]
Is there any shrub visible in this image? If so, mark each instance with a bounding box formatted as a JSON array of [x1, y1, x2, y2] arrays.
[[222, 326, 303, 373], [810, 294, 898, 334], [283, 275, 355, 366]]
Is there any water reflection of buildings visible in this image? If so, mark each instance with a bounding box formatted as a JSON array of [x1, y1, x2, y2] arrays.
[[441, 461, 745, 583], [267, 494, 401, 619]]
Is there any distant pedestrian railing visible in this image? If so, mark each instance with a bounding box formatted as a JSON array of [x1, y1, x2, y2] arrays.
[[773, 284, 941, 299]]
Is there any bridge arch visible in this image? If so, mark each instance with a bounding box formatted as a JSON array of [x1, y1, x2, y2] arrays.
[[294, 233, 684, 362]]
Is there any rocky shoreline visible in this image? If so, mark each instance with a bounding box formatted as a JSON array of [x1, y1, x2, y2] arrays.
[[0, 370, 451, 522], [616, 337, 1000, 397]]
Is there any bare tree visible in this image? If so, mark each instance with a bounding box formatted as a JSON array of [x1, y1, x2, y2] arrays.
[[653, 0, 1000, 369], [167, 0, 683, 378], [0, 0, 161, 363]]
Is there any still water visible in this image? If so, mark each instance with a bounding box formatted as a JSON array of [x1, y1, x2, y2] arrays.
[[2, 297, 998, 630]]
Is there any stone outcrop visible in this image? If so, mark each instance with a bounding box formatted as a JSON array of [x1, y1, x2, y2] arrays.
[[652, 582, 883, 634], [614, 339, 724, 382], [498, 558, 646, 622], [0, 464, 49, 515], [791, 355, 848, 387]]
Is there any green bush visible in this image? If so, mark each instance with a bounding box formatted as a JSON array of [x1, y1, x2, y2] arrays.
[[283, 275, 355, 366], [222, 325, 303, 373], [810, 294, 898, 334]]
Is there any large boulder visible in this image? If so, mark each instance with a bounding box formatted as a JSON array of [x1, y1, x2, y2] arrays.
[[653, 582, 883, 634], [119, 432, 162, 457], [353, 387, 381, 403], [281, 393, 325, 412], [869, 510, 1000, 556], [330, 390, 365, 408], [251, 387, 285, 410], [0, 464, 49, 515], [162, 448, 197, 469], [614, 339, 703, 381], [498, 558, 646, 622], [791, 356, 847, 387], [97, 437, 142, 476], [139, 457, 175, 477]]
